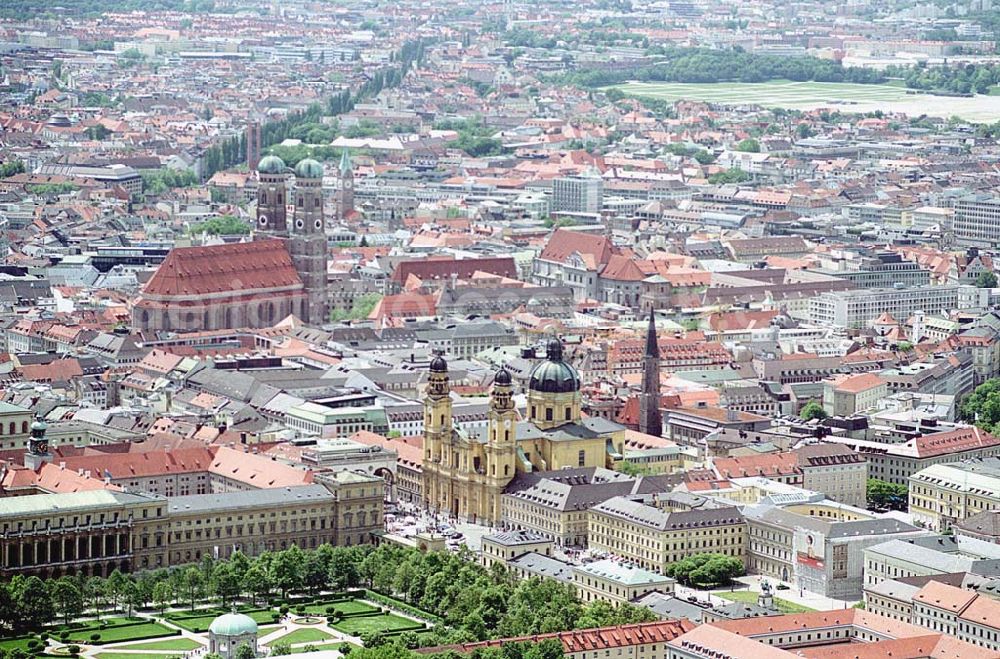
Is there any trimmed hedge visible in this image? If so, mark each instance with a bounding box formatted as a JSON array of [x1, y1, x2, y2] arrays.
[[362, 591, 443, 625]]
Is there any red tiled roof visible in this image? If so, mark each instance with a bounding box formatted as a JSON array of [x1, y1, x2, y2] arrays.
[[18, 358, 84, 383], [420, 621, 694, 655], [913, 580, 977, 613], [55, 445, 312, 488], [539, 229, 619, 269], [713, 453, 801, 479], [914, 426, 1000, 458], [1, 462, 115, 494], [830, 372, 885, 394], [390, 256, 517, 285], [142, 239, 302, 297]]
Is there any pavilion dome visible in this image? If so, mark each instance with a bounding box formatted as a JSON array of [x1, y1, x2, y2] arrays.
[[208, 612, 258, 637]]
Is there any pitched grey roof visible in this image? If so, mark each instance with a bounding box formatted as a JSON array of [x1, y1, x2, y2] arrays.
[[508, 551, 574, 584], [168, 484, 332, 515], [591, 497, 744, 531]]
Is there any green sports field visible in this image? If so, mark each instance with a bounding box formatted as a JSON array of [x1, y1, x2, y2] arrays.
[[611, 80, 1000, 122]]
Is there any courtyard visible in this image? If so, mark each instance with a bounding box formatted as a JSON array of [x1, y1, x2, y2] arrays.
[[8, 594, 431, 659]]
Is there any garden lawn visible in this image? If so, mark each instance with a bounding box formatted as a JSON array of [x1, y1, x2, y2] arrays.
[[115, 638, 203, 651], [167, 609, 276, 632], [718, 590, 815, 614], [266, 628, 334, 646], [310, 642, 361, 652], [301, 600, 379, 615], [332, 613, 424, 635], [95, 653, 181, 659], [0, 637, 33, 652], [62, 621, 177, 644]]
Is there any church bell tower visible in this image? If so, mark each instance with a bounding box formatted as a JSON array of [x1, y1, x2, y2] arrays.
[[256, 155, 289, 237], [290, 158, 329, 326], [485, 367, 518, 520]]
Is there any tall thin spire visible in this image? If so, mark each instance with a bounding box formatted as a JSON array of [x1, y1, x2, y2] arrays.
[[645, 309, 659, 359], [639, 310, 662, 438]]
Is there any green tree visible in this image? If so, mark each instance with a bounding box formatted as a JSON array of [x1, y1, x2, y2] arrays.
[[85, 125, 112, 140], [735, 138, 761, 152], [800, 400, 828, 421], [85, 577, 106, 621], [867, 478, 908, 511], [271, 546, 304, 598], [106, 569, 129, 612], [26, 182, 79, 195], [328, 547, 360, 590], [189, 215, 250, 236], [707, 169, 749, 184], [960, 378, 1000, 431], [235, 642, 256, 659], [665, 554, 744, 588], [0, 160, 25, 177], [153, 581, 172, 615], [976, 271, 998, 288], [271, 642, 292, 656], [244, 563, 270, 605], [49, 577, 83, 625], [212, 562, 241, 606], [14, 576, 55, 631], [615, 460, 652, 476], [184, 567, 203, 611], [301, 551, 330, 594], [330, 293, 382, 322]]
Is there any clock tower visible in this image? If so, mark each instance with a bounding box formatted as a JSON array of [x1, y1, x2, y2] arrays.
[[24, 418, 51, 470]]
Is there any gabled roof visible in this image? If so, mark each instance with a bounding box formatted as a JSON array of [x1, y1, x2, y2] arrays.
[[539, 229, 619, 269], [142, 239, 302, 297]]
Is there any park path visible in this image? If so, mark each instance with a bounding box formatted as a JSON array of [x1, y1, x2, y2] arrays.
[[44, 595, 429, 659]]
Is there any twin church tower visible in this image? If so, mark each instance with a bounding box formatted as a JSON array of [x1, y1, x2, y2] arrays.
[[254, 152, 354, 326]]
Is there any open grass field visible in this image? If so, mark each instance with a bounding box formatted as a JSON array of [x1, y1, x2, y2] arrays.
[[115, 638, 204, 651], [166, 609, 276, 633], [61, 621, 176, 644], [332, 613, 424, 636], [301, 600, 379, 615], [611, 80, 1000, 122], [718, 589, 815, 614], [310, 642, 359, 652], [266, 628, 334, 646], [94, 653, 181, 659], [0, 637, 34, 652]]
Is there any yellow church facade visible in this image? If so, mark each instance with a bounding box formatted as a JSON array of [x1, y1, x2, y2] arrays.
[[422, 339, 626, 525]]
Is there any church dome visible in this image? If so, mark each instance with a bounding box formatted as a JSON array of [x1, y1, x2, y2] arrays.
[[208, 612, 257, 637], [294, 158, 323, 179], [429, 354, 448, 373], [31, 419, 47, 432], [495, 367, 512, 386], [257, 154, 286, 174], [528, 338, 580, 394]]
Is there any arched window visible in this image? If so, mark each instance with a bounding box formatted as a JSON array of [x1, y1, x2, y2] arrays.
[[20, 421, 27, 434], [8, 422, 14, 435]]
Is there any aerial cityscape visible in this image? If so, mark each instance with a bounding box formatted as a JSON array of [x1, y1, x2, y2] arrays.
[[10, 0, 1000, 657]]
